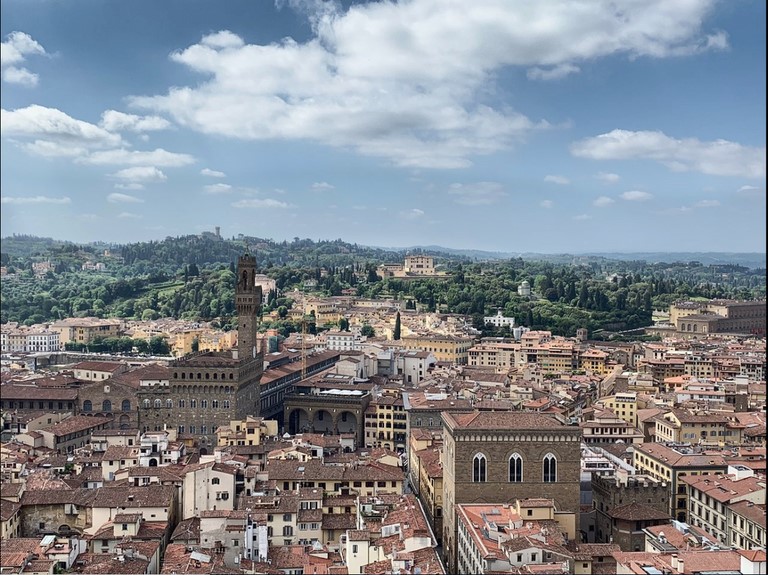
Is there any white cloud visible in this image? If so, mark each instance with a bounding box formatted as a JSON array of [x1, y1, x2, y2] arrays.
[[110, 166, 167, 183], [595, 171, 620, 183], [117, 212, 142, 219], [540, 200, 553, 209], [448, 182, 507, 205], [1, 31, 46, 86], [231, 198, 290, 208], [621, 190, 653, 201], [544, 175, 570, 185], [3, 66, 39, 87], [20, 139, 88, 158], [203, 183, 232, 194], [573, 214, 591, 221], [100, 110, 171, 132], [527, 63, 580, 81], [593, 196, 615, 207], [114, 183, 144, 190], [80, 148, 195, 167], [201, 168, 226, 178], [1, 195, 70, 205], [1, 105, 121, 149], [311, 181, 335, 191], [571, 129, 765, 179], [738, 185, 760, 192], [694, 199, 720, 208], [107, 192, 144, 203], [400, 208, 425, 220], [131, 1, 724, 169]]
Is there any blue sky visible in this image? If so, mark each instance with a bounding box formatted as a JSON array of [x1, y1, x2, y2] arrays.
[[1, 0, 765, 253]]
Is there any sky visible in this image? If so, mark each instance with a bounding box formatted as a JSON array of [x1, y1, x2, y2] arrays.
[[1, 0, 765, 254]]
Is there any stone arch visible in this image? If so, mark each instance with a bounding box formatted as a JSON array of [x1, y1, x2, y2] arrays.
[[337, 411, 357, 434], [119, 414, 130, 429], [313, 409, 333, 433], [288, 408, 310, 434]]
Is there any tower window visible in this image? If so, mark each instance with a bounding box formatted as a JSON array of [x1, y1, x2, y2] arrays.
[[473, 453, 487, 482]]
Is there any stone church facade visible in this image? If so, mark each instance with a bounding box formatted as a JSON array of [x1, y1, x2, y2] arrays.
[[138, 253, 264, 453], [441, 410, 582, 572]]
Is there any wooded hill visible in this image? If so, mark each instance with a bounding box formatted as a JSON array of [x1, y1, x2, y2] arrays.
[[1, 234, 765, 339]]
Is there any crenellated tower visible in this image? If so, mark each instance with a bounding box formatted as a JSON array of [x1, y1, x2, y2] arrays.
[[236, 252, 262, 362]]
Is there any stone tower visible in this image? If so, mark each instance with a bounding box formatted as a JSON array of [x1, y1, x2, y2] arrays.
[[236, 253, 262, 362], [137, 250, 265, 452]]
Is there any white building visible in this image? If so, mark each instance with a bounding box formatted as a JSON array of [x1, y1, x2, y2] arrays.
[[325, 330, 362, 352], [483, 310, 515, 328], [397, 350, 438, 385], [0, 326, 60, 353]]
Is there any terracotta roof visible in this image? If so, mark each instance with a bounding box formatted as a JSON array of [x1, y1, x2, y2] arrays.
[[170, 517, 201, 543], [444, 410, 570, 431], [45, 415, 113, 437], [729, 500, 766, 524], [91, 485, 176, 508], [322, 514, 357, 530], [72, 361, 126, 372], [0, 383, 78, 400], [0, 498, 21, 521]]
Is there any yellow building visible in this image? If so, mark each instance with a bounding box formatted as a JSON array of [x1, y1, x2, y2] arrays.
[[579, 348, 610, 374], [402, 334, 474, 365], [49, 317, 122, 347], [304, 299, 342, 326], [540, 340, 579, 373], [467, 342, 518, 370], [216, 416, 278, 447], [363, 395, 406, 450], [633, 443, 728, 523], [596, 392, 638, 426], [414, 446, 443, 543], [653, 409, 741, 447]]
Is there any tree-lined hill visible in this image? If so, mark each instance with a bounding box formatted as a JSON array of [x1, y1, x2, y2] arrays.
[[1, 234, 764, 339]]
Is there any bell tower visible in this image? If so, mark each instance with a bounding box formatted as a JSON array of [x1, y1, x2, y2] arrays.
[[236, 252, 262, 362]]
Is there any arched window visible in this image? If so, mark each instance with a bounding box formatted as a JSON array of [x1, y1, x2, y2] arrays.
[[693, 324, 698, 332], [121, 400, 131, 412], [154, 399, 162, 408], [143, 399, 150, 408], [102, 400, 112, 412], [179, 399, 186, 408], [509, 453, 523, 483], [166, 399, 173, 408], [83, 400, 92, 412], [212, 477, 220, 485], [543, 453, 557, 483], [473, 453, 487, 482]]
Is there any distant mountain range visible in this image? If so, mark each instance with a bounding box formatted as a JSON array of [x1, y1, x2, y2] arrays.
[[2, 234, 765, 270], [386, 245, 766, 268]]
